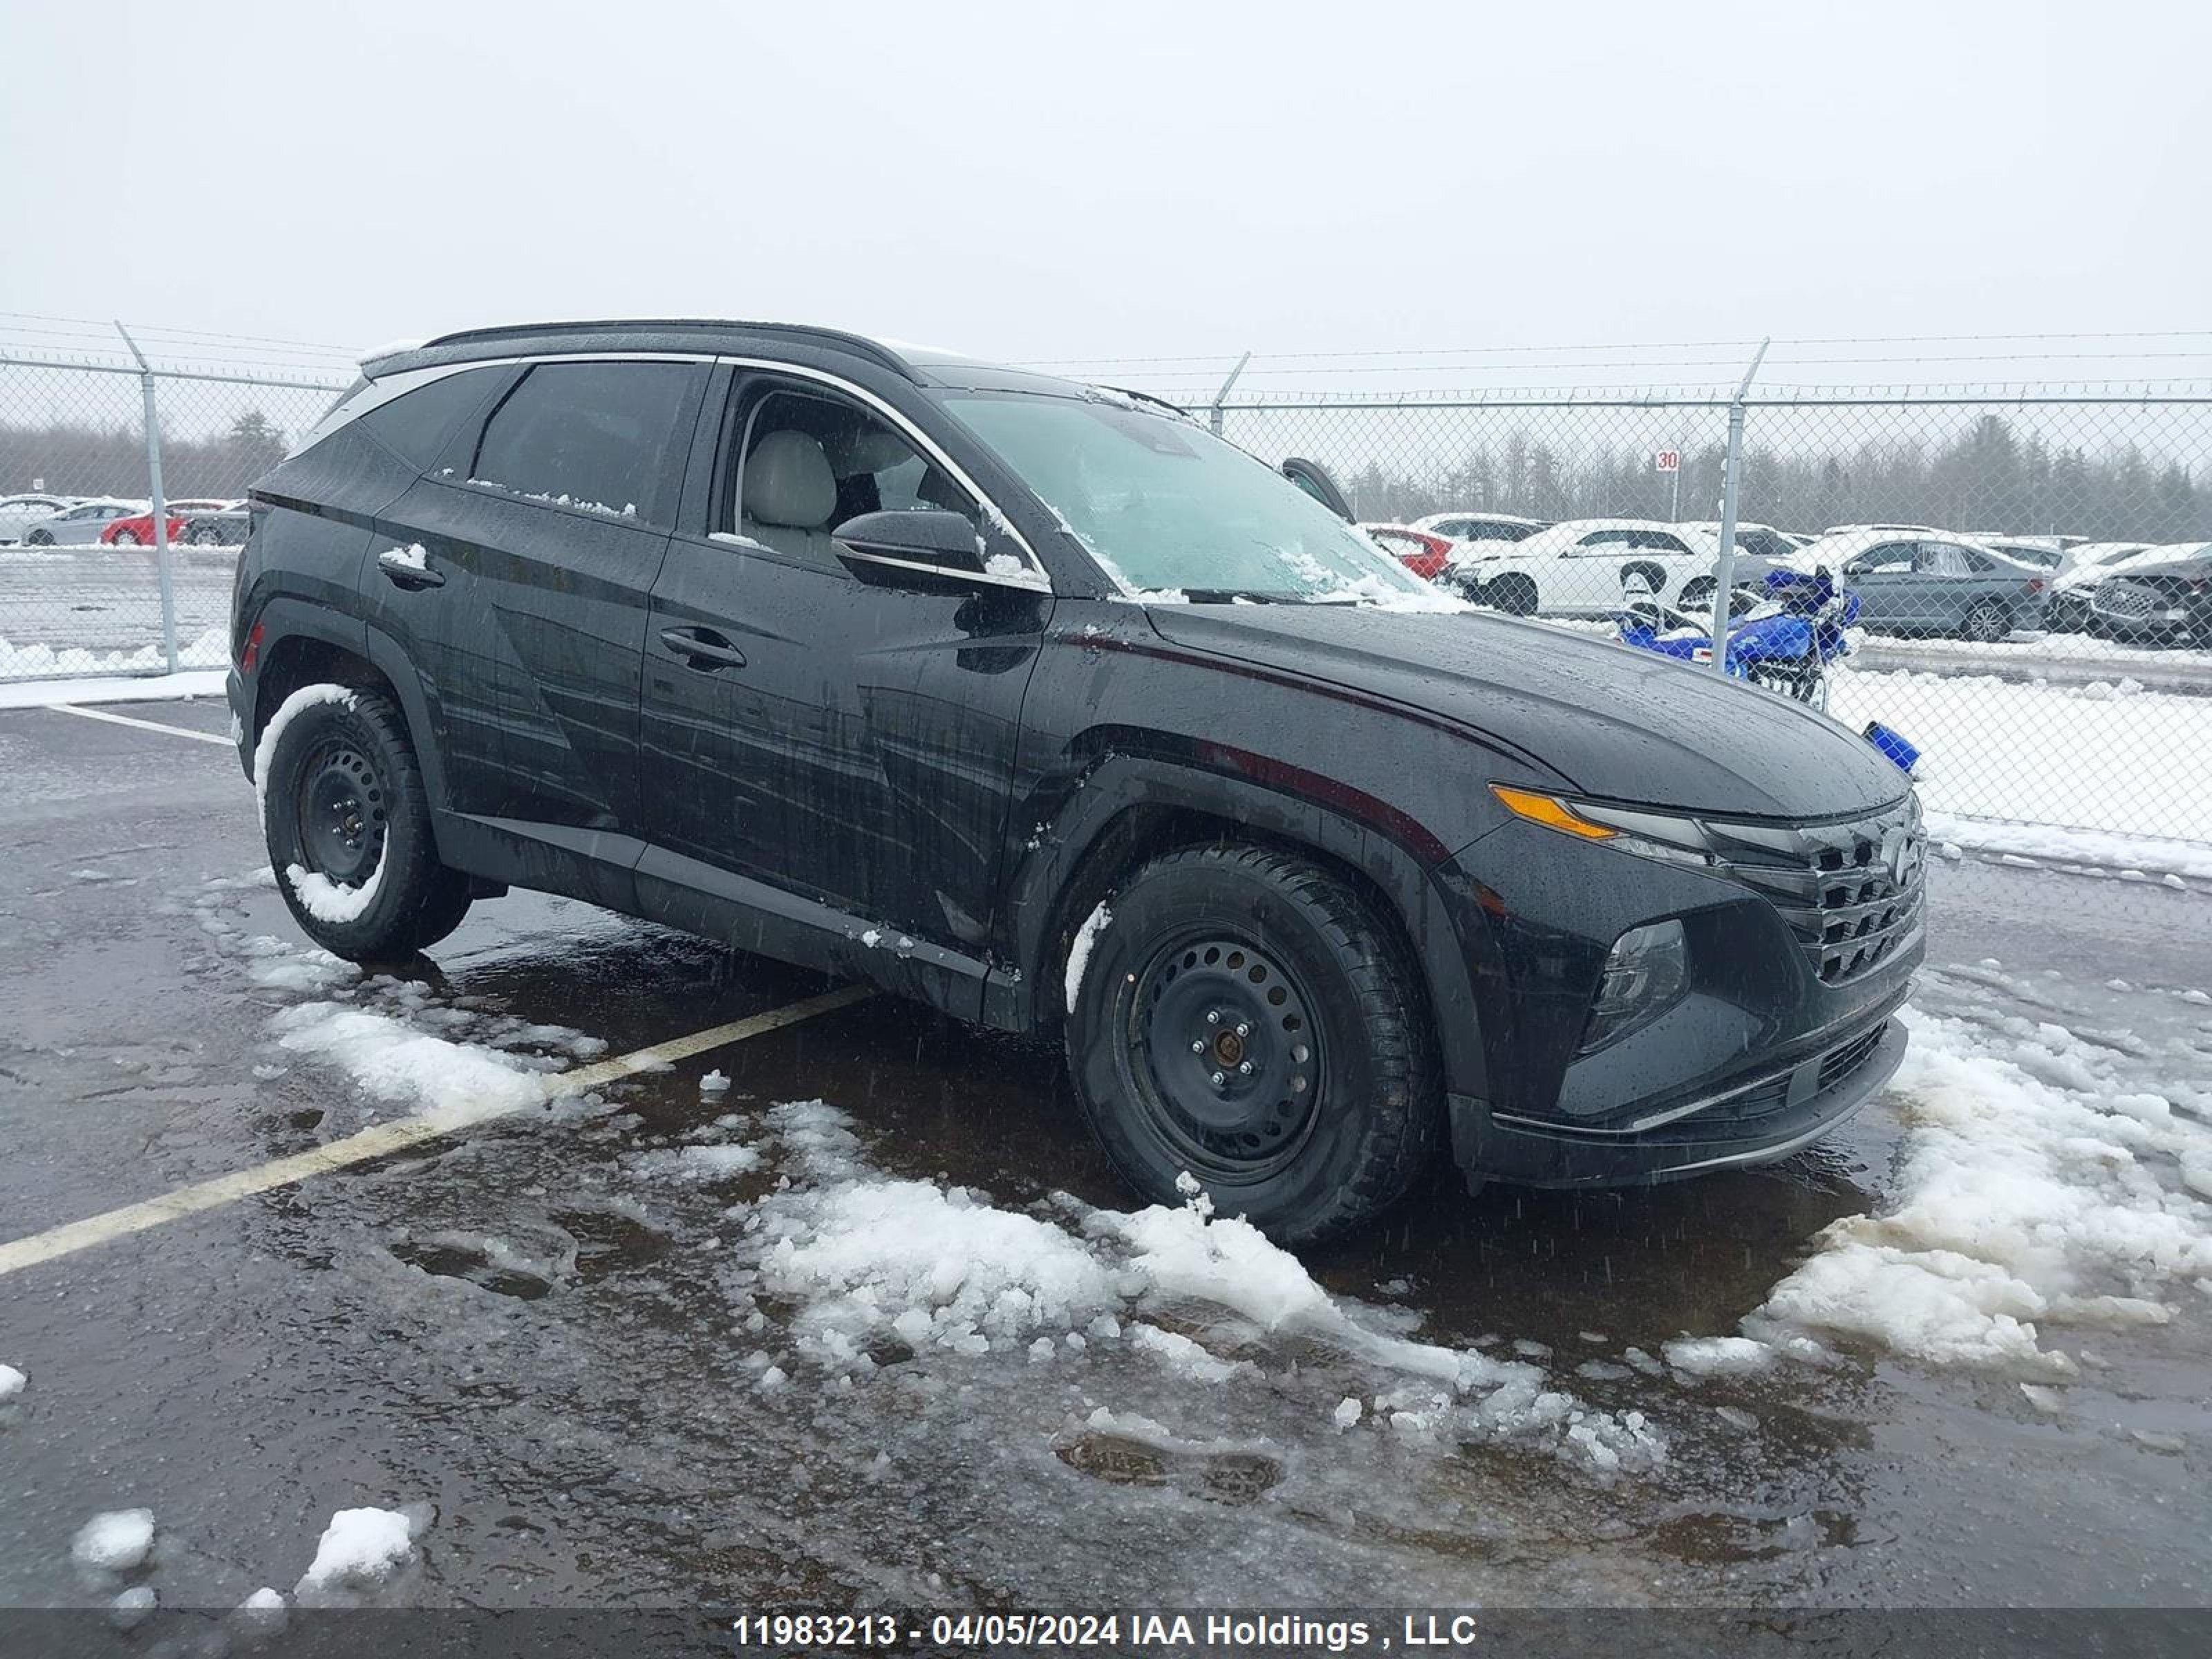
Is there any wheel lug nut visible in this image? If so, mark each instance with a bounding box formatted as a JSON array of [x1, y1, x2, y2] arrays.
[[1204, 1010, 1221, 1026], [1190, 1040, 1206, 1054], [1235, 1022, 1250, 1038], [1209, 1071, 1226, 1087], [1237, 1060, 1254, 1076]]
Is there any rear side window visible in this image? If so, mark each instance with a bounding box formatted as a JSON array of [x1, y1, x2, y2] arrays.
[[357, 366, 509, 471], [471, 361, 701, 526]]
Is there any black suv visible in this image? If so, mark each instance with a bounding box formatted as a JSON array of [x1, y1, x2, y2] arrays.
[[229, 320, 1924, 1242]]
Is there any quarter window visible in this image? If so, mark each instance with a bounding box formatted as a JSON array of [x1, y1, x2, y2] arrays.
[[471, 361, 701, 526], [359, 366, 511, 471]]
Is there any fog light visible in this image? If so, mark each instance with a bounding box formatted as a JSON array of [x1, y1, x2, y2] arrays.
[[1580, 919, 1688, 1053]]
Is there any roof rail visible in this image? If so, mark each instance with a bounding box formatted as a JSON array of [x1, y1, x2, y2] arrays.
[[405, 319, 915, 377]]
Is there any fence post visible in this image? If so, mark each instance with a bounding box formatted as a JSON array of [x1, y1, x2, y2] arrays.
[[1707, 337, 1772, 673], [1208, 351, 1253, 437], [115, 321, 179, 675]]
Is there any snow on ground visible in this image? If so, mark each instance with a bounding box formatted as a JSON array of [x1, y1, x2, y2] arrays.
[[71, 1510, 156, 1573], [0, 624, 228, 682], [0, 1362, 24, 1400], [1750, 1003, 2212, 1375], [294, 1507, 416, 1596], [270, 1004, 550, 1116], [724, 1100, 1666, 1478], [1830, 667, 2211, 843], [189, 870, 606, 1127], [0, 666, 226, 709]]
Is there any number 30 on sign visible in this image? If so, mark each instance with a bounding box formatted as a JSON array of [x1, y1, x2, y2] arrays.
[[1652, 449, 1680, 473]]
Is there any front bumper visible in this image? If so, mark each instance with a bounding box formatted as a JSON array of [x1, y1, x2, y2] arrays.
[[1450, 1012, 1905, 1187]]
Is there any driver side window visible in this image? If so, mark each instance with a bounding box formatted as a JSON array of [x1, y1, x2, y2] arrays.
[[1862, 541, 1916, 574], [719, 382, 984, 572]]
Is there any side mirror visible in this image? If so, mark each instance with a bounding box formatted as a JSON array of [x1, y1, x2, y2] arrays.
[[1280, 457, 1353, 522], [1841, 560, 1867, 577], [832, 508, 984, 570]]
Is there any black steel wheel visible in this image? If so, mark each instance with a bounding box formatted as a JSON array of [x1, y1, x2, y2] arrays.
[[293, 739, 388, 888], [1127, 932, 1324, 1185], [261, 685, 474, 959], [1064, 844, 1442, 1244]]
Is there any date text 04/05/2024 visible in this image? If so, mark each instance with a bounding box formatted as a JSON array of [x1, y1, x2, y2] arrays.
[[728, 1613, 1485, 1650]]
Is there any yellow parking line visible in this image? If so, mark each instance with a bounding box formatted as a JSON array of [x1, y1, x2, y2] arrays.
[[0, 983, 872, 1280], [45, 702, 234, 747]]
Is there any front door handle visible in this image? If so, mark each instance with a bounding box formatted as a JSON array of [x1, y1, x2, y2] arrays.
[[658, 626, 747, 671], [377, 547, 444, 589]]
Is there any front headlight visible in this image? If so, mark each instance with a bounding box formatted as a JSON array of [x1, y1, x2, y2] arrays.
[[1488, 787, 1716, 871], [1580, 919, 1689, 1053]]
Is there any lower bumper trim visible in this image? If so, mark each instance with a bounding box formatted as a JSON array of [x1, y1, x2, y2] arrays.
[[1452, 1018, 1907, 1188]]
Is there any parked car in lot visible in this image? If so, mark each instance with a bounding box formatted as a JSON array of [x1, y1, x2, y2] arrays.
[[0, 493, 81, 544], [1797, 530, 2048, 641], [101, 498, 236, 546], [1450, 518, 1812, 617], [182, 500, 250, 545], [2088, 542, 2212, 646], [1683, 521, 1805, 565], [18, 498, 146, 545], [102, 511, 186, 546], [228, 319, 1922, 1242], [2045, 541, 2153, 631], [1359, 523, 1456, 580], [1411, 510, 1547, 547]]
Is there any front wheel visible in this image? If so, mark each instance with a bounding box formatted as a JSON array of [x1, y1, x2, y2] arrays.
[[1062, 845, 1442, 1244], [259, 685, 472, 959], [1961, 599, 2008, 643], [112, 529, 140, 546], [1486, 573, 1538, 617], [25, 529, 54, 545]]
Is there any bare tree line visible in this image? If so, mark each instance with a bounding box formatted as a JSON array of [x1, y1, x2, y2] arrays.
[[1340, 415, 2209, 542], [0, 413, 290, 503]]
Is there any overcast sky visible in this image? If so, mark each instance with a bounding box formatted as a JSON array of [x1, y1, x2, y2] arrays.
[[5, 0, 2206, 384]]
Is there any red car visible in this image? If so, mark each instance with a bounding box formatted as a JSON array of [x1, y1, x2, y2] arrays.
[[100, 500, 233, 546], [1360, 523, 1456, 581]]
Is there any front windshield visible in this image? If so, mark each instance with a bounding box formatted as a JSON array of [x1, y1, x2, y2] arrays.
[[941, 391, 1443, 604]]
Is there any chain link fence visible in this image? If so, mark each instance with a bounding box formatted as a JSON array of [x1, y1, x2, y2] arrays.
[[0, 353, 347, 682], [2, 341, 2206, 881], [1203, 384, 2212, 872]]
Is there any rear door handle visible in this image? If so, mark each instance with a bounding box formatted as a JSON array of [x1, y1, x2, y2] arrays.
[[377, 547, 444, 589], [658, 626, 747, 670]]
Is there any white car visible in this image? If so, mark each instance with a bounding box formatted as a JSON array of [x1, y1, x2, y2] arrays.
[[1682, 521, 1812, 566], [2045, 541, 2153, 628], [1411, 510, 1547, 549], [1453, 518, 1729, 617], [17, 498, 149, 546], [0, 493, 80, 545]]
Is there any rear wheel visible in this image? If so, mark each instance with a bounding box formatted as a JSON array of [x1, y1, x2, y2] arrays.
[[1961, 599, 2007, 643], [112, 529, 140, 546], [1487, 573, 1538, 617], [260, 685, 472, 959], [25, 529, 53, 546], [1063, 845, 1441, 1244]]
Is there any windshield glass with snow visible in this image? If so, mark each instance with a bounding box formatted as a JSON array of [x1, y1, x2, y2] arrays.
[[942, 392, 1438, 603]]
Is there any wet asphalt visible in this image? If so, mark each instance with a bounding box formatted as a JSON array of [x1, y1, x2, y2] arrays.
[[0, 696, 2207, 1621]]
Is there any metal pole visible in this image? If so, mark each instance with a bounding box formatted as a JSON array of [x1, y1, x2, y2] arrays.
[[1707, 337, 1771, 673], [1670, 451, 1682, 523], [115, 321, 178, 675], [1208, 350, 1253, 438]]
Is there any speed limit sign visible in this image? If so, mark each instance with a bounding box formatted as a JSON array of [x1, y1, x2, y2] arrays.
[[1653, 449, 1680, 473]]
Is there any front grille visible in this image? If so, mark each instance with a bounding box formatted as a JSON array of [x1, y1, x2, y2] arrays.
[[1703, 800, 1926, 986], [2093, 579, 2159, 621], [1818, 1023, 1886, 1089]]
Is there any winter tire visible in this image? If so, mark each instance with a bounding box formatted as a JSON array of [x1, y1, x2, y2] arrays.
[[1063, 844, 1442, 1244], [1488, 573, 1538, 617], [259, 685, 472, 959]]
